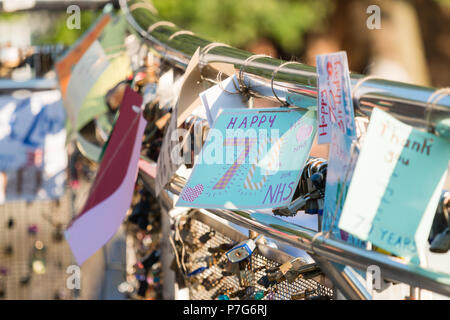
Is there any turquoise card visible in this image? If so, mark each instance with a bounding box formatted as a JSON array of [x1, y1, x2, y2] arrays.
[[322, 127, 366, 248], [339, 108, 450, 264], [176, 107, 317, 209]]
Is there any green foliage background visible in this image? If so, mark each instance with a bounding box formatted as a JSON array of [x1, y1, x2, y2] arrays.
[[3, 0, 449, 57], [152, 0, 333, 53], [34, 11, 100, 46]]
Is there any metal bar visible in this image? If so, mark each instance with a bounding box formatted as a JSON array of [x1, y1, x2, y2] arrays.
[[121, 0, 450, 137], [158, 173, 450, 297], [0, 79, 57, 92], [310, 254, 371, 300], [127, 0, 450, 297]]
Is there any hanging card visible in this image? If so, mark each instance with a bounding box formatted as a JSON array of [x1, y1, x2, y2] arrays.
[[176, 107, 316, 209], [65, 87, 146, 265], [339, 108, 450, 264], [65, 40, 109, 130], [55, 13, 111, 101], [154, 106, 179, 196], [200, 74, 248, 127], [157, 69, 174, 110], [176, 48, 235, 127], [56, 13, 131, 136], [316, 51, 356, 144], [321, 125, 366, 248]]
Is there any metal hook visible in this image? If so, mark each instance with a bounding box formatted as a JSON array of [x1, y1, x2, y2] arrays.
[[238, 54, 271, 95], [199, 42, 231, 70], [426, 87, 450, 133], [201, 42, 230, 58], [168, 30, 195, 41], [147, 21, 176, 34], [351, 75, 383, 112], [216, 71, 240, 95], [129, 1, 158, 15], [198, 43, 231, 82], [270, 61, 303, 107], [157, 27, 190, 72]]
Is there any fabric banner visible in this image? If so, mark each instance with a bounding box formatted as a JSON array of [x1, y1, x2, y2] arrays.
[[65, 87, 146, 265]]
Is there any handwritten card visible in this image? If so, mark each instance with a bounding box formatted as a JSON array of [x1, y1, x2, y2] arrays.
[[316, 51, 356, 143], [200, 74, 248, 127], [339, 108, 450, 264], [321, 124, 366, 248], [176, 107, 317, 209]]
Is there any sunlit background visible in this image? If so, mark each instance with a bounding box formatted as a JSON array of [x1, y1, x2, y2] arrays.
[[1, 0, 449, 86], [0, 0, 449, 301]]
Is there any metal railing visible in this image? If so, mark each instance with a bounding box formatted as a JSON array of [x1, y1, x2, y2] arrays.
[[122, 0, 450, 298], [122, 0, 450, 138]]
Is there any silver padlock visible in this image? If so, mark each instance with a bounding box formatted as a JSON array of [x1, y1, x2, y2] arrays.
[[226, 239, 257, 263]]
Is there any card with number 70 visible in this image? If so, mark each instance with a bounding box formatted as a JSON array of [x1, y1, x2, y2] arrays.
[[176, 107, 317, 210]]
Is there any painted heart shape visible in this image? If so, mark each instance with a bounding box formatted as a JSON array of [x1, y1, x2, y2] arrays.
[[296, 124, 313, 143], [182, 184, 204, 202], [340, 230, 349, 241]]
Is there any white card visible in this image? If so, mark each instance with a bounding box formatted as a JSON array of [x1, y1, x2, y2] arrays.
[[157, 69, 174, 109], [200, 74, 248, 127]]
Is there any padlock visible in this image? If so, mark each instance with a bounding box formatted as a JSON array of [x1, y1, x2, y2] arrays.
[[208, 242, 235, 254], [187, 266, 208, 277], [4, 244, 13, 256], [226, 239, 256, 263], [141, 250, 160, 271], [430, 227, 450, 253], [291, 289, 316, 300], [199, 230, 215, 244], [238, 259, 253, 287], [257, 275, 276, 288]]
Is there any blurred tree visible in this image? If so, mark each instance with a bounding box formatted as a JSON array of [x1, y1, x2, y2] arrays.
[[33, 11, 100, 46], [152, 0, 333, 55]]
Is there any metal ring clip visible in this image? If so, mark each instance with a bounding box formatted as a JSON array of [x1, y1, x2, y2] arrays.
[[168, 30, 195, 41], [147, 21, 176, 33], [129, 2, 158, 15], [426, 87, 450, 133], [271, 61, 303, 107], [238, 54, 271, 94]]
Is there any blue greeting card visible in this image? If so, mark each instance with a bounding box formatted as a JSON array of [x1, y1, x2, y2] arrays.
[[176, 107, 317, 209], [339, 108, 450, 264], [316, 51, 357, 144], [321, 127, 366, 248]]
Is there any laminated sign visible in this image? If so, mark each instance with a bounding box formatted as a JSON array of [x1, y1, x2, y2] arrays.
[[316, 51, 356, 144], [339, 109, 450, 264], [319, 51, 363, 248], [176, 107, 317, 209], [321, 127, 366, 248]]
